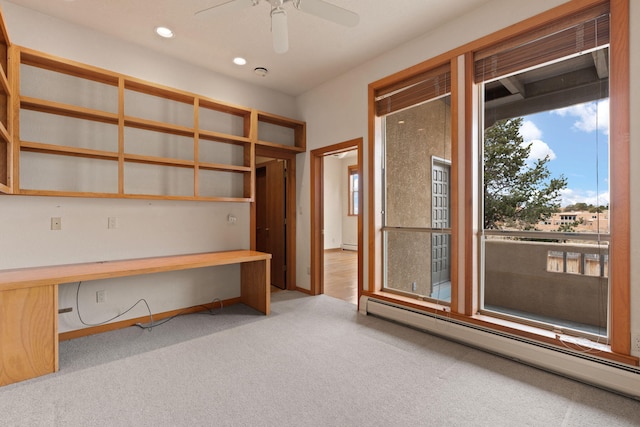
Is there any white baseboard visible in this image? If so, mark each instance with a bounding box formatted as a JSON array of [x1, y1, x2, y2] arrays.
[[360, 295, 640, 400], [341, 244, 358, 251]]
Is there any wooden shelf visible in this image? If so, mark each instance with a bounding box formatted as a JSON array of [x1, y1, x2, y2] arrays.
[[0, 68, 9, 96], [198, 129, 250, 145], [6, 45, 305, 201], [20, 141, 119, 161], [21, 97, 119, 124], [124, 116, 195, 137], [0, 6, 10, 195], [123, 153, 195, 168], [20, 48, 119, 86], [198, 162, 251, 173], [0, 121, 10, 144], [125, 77, 195, 105], [198, 97, 251, 117], [256, 139, 306, 153], [15, 188, 252, 203], [257, 110, 306, 152]]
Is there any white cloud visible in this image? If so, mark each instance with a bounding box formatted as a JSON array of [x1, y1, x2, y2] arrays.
[[519, 121, 555, 162], [527, 139, 556, 161], [560, 188, 610, 207], [519, 120, 542, 141], [552, 99, 609, 135]]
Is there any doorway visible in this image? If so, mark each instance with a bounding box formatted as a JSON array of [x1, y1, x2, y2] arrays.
[[256, 160, 287, 289], [254, 147, 297, 291], [310, 138, 363, 305]]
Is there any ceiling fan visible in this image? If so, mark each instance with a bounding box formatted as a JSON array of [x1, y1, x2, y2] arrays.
[[196, 0, 359, 54]]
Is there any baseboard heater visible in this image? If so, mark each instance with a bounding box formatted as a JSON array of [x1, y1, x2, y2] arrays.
[[360, 296, 640, 400]]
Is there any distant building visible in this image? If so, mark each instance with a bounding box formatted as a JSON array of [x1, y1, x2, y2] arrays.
[[537, 210, 609, 233]]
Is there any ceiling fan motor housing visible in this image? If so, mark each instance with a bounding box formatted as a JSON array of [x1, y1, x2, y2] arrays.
[[197, 0, 359, 53]]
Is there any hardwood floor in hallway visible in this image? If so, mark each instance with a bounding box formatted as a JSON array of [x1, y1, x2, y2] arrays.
[[324, 249, 358, 305]]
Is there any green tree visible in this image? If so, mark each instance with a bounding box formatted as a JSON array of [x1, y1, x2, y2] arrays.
[[484, 118, 567, 230], [565, 202, 589, 212], [563, 203, 608, 213], [557, 217, 585, 232]]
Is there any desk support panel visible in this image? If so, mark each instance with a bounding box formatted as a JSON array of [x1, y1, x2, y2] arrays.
[[0, 285, 57, 385], [241, 260, 271, 315]]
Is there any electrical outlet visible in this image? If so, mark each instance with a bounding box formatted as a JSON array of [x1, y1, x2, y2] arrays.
[[412, 281, 417, 292], [50, 217, 62, 230], [634, 334, 640, 352], [96, 290, 106, 304], [108, 216, 118, 229]]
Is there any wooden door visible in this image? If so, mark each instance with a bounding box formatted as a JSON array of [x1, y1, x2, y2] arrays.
[[256, 160, 287, 289]]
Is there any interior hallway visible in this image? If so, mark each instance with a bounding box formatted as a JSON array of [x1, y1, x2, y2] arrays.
[[323, 249, 358, 305]]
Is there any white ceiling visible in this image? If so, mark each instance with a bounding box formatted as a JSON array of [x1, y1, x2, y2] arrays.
[[5, 0, 491, 96]]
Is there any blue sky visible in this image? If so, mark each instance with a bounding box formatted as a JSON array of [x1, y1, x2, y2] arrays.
[[519, 99, 609, 208]]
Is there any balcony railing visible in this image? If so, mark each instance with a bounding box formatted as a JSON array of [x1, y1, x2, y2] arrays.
[[483, 234, 609, 335]]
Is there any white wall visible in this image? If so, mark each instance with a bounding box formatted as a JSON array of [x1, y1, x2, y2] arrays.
[[294, 0, 640, 357], [322, 154, 358, 251], [323, 155, 342, 249], [0, 1, 297, 333], [341, 156, 358, 250]]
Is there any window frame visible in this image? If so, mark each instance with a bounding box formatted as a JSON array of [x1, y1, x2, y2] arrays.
[[348, 164, 359, 216], [477, 39, 612, 339], [367, 0, 633, 364]]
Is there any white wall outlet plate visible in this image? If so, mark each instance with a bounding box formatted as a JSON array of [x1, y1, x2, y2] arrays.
[[51, 217, 62, 231]]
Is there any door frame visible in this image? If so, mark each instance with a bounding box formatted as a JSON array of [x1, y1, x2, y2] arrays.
[[252, 146, 297, 290], [310, 138, 363, 301]]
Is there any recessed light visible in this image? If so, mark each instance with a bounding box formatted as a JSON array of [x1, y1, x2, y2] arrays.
[[155, 26, 174, 38], [233, 57, 247, 66]]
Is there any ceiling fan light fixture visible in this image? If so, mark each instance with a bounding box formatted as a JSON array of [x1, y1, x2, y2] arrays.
[[271, 7, 289, 54]]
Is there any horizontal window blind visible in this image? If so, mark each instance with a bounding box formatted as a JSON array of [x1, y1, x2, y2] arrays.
[[374, 63, 450, 116], [474, 3, 610, 82]]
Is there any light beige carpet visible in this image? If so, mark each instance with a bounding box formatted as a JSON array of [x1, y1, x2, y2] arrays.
[[1, 291, 639, 426]]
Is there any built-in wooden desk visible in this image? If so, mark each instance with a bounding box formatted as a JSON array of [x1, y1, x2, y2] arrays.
[[0, 250, 271, 386]]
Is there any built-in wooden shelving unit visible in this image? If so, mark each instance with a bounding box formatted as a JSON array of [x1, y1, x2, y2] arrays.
[[0, 7, 12, 194], [8, 46, 305, 202], [257, 111, 306, 153]]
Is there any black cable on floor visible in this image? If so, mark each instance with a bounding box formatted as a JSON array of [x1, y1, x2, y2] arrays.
[[135, 298, 223, 331]]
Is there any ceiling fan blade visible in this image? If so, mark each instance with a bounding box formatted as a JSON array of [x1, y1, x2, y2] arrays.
[[294, 0, 359, 27], [271, 8, 289, 54], [195, 0, 259, 16]]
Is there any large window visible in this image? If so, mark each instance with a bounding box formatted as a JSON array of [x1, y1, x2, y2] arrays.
[[477, 5, 611, 339], [369, 0, 631, 360], [375, 65, 452, 303]]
